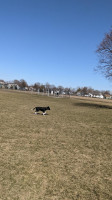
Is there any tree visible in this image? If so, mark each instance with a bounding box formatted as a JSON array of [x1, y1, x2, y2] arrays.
[[81, 87, 88, 96], [33, 82, 40, 91], [39, 84, 45, 92], [45, 82, 50, 93], [96, 29, 112, 79], [93, 90, 100, 96], [87, 87, 94, 94], [14, 79, 21, 86], [57, 85, 64, 94], [20, 79, 28, 89]]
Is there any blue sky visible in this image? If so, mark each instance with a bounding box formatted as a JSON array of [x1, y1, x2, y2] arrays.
[[0, 0, 112, 91]]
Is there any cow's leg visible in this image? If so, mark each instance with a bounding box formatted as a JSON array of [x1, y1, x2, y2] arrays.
[[43, 111, 46, 115]]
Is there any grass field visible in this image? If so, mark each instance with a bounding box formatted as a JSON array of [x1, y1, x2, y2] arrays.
[[0, 89, 112, 200]]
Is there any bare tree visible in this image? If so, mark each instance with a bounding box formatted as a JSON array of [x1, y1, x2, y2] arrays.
[[14, 79, 21, 86], [57, 85, 64, 94], [33, 82, 40, 91], [93, 90, 100, 96], [45, 82, 50, 93], [87, 87, 94, 94], [81, 87, 88, 96], [96, 29, 112, 79], [20, 79, 28, 89], [39, 84, 45, 92]]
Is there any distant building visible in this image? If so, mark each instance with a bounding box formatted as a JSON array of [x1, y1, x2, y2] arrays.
[[0, 81, 5, 88], [51, 90, 54, 95], [104, 94, 112, 99], [0, 82, 20, 90], [7, 83, 20, 90]]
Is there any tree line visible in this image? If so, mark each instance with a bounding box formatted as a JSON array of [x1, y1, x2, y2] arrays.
[[0, 79, 110, 96]]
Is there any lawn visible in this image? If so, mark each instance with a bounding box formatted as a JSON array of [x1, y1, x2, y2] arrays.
[[0, 89, 112, 200]]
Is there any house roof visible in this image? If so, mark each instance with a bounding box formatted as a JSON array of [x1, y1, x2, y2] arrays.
[[104, 94, 111, 97]]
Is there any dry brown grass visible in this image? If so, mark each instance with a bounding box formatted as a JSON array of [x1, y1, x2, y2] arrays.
[[0, 89, 112, 200]]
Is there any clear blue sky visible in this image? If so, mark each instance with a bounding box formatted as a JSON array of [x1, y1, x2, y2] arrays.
[[0, 0, 112, 91]]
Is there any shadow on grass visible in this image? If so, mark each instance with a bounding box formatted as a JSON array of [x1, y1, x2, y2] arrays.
[[74, 102, 112, 109]]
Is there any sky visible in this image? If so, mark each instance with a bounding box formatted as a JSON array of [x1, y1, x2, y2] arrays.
[[0, 0, 112, 91]]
